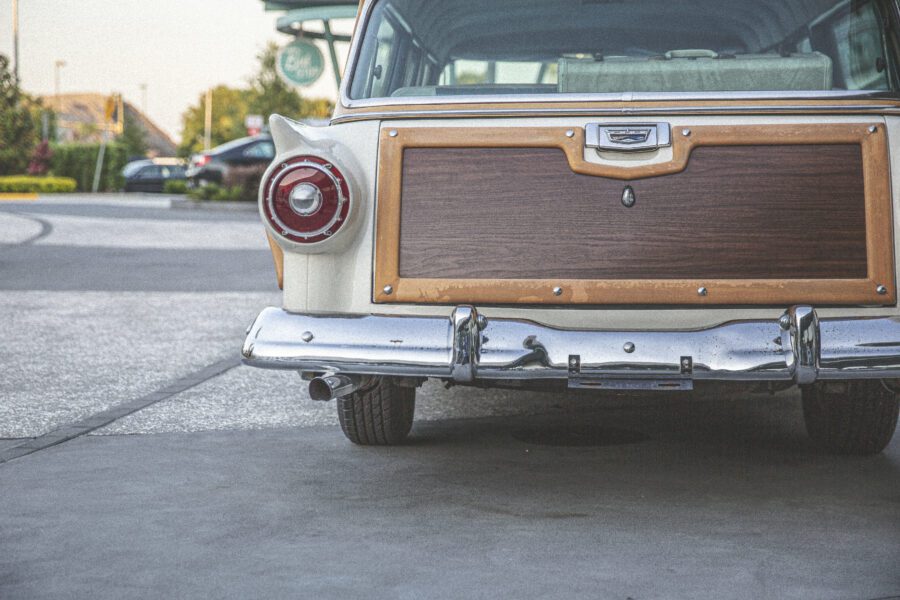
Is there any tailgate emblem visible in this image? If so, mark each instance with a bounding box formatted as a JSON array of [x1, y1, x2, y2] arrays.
[[609, 128, 652, 145], [585, 123, 672, 152]]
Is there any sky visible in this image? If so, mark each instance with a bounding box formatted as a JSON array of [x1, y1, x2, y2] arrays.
[[0, 0, 351, 142]]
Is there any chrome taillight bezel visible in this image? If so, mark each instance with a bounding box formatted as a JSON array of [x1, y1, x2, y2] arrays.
[[263, 156, 352, 244]]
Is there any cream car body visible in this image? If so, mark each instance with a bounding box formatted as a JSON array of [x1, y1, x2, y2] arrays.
[[245, 0, 900, 450]]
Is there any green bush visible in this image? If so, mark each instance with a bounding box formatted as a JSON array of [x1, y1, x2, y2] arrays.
[[49, 143, 129, 192], [0, 175, 77, 193], [163, 180, 188, 195], [187, 183, 251, 202]]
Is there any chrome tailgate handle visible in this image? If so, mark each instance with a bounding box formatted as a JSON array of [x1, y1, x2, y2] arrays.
[[585, 122, 672, 152]]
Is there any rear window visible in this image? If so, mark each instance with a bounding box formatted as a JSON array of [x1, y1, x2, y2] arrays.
[[349, 0, 898, 100]]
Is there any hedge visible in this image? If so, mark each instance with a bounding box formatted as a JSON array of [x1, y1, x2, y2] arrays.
[[0, 176, 77, 193], [187, 183, 252, 202], [163, 180, 188, 195], [50, 143, 129, 192]]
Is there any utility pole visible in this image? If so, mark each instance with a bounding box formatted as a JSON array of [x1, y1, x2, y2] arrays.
[[54, 60, 66, 98], [12, 0, 19, 82], [203, 88, 212, 151]]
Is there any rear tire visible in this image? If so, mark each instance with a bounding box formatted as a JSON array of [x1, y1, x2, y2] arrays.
[[802, 380, 899, 455], [337, 377, 415, 445]]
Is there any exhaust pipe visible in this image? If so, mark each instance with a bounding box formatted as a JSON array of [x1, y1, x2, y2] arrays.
[[308, 374, 364, 401]]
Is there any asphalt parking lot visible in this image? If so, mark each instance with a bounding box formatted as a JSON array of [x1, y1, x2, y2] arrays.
[[1, 194, 898, 599]]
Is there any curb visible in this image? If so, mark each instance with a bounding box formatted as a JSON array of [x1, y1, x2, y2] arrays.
[[169, 197, 258, 212], [0, 193, 38, 201]]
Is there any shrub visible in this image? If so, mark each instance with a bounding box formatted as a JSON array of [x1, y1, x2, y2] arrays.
[[49, 143, 129, 192], [163, 180, 188, 194], [27, 141, 53, 175], [187, 183, 251, 202], [0, 55, 40, 176], [0, 175, 77, 193]]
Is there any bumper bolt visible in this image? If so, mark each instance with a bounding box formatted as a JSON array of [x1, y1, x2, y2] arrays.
[[623, 342, 636, 353], [301, 331, 314, 343]]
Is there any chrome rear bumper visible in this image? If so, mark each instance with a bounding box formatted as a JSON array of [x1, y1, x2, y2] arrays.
[[242, 306, 900, 388]]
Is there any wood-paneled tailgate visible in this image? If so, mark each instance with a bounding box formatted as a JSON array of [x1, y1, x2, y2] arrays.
[[374, 124, 895, 305]]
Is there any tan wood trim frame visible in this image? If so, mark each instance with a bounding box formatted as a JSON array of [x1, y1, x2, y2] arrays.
[[266, 232, 285, 290], [373, 123, 895, 306]]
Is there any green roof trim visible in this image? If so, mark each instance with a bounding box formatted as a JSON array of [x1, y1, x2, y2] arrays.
[[276, 5, 358, 36], [264, 0, 357, 11]]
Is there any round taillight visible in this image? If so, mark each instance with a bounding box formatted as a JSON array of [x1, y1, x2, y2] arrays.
[[263, 156, 351, 244]]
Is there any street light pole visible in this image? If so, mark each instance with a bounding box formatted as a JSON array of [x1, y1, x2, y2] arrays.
[[12, 0, 19, 82], [54, 60, 66, 98], [203, 88, 212, 152]]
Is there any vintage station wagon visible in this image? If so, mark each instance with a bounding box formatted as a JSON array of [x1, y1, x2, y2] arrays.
[[243, 0, 900, 452]]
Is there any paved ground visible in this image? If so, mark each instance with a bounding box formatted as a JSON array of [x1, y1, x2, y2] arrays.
[[1, 194, 898, 599]]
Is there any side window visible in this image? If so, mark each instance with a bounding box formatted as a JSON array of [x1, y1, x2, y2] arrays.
[[138, 166, 161, 179], [369, 19, 397, 97], [826, 2, 890, 90], [404, 44, 423, 87], [243, 142, 275, 159]]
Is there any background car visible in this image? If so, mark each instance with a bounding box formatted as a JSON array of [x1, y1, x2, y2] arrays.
[[186, 134, 275, 192], [122, 158, 187, 193]]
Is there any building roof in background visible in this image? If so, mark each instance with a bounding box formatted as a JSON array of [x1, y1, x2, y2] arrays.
[[42, 93, 177, 157]]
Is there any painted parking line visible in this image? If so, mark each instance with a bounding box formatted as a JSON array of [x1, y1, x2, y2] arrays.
[[32, 214, 268, 250], [0, 193, 38, 201], [0, 355, 241, 464]]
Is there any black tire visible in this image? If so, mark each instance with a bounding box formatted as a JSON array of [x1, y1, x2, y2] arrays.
[[802, 380, 899, 455], [337, 377, 415, 445]]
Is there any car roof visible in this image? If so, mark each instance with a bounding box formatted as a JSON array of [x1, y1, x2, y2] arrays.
[[151, 157, 186, 166], [210, 135, 273, 155]]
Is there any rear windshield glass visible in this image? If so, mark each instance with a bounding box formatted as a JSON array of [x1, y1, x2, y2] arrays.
[[349, 0, 898, 100]]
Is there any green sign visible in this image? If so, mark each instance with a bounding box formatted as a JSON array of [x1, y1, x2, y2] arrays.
[[277, 39, 325, 87]]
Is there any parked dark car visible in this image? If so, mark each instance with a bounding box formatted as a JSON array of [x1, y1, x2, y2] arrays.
[[122, 158, 187, 193], [186, 135, 275, 192]]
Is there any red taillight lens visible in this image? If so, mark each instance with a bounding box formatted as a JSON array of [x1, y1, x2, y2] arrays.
[[192, 154, 211, 168], [263, 156, 351, 244]]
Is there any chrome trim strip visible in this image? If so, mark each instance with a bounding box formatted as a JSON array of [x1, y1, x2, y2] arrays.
[[242, 306, 900, 384], [340, 0, 374, 106], [330, 104, 900, 124], [343, 91, 900, 110]]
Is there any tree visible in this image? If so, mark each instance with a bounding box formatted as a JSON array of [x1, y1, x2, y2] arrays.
[[246, 42, 334, 121], [0, 54, 39, 175], [246, 42, 305, 119], [178, 85, 250, 157], [178, 43, 334, 156], [120, 111, 149, 159]]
